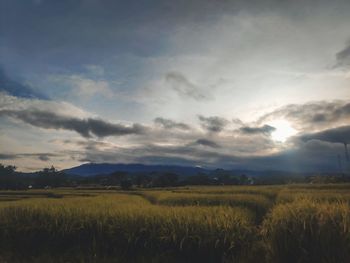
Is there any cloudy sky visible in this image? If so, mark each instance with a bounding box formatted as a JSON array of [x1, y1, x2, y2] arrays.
[[1, 0, 350, 172]]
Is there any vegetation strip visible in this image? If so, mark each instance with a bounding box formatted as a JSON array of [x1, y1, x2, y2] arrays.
[[0, 185, 350, 262]]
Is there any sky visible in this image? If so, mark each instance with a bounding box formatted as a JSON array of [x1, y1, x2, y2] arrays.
[[0, 0, 350, 172]]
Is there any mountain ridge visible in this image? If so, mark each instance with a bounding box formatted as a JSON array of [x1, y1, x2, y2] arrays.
[[63, 162, 316, 178], [63, 163, 208, 177]]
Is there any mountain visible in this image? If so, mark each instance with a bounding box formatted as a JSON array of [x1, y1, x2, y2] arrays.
[[63, 162, 318, 180], [63, 163, 208, 177]]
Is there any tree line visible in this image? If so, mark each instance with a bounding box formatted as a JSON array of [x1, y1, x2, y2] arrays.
[[0, 163, 349, 190]]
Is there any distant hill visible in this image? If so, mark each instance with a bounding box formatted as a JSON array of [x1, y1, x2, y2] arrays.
[[63, 163, 318, 181], [63, 163, 208, 177]]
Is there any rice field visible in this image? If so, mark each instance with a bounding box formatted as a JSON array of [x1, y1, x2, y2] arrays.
[[0, 184, 350, 262]]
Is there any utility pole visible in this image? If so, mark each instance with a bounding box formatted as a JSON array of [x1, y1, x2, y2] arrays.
[[344, 143, 349, 162], [338, 154, 342, 173]]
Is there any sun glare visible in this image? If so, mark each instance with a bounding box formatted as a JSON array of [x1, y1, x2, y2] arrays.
[[269, 120, 297, 142]]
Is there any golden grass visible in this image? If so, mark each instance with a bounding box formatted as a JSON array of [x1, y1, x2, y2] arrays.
[[0, 194, 255, 262], [136, 191, 272, 223], [262, 199, 350, 263], [0, 184, 350, 262]]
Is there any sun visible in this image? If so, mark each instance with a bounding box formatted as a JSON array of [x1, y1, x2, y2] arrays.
[[269, 120, 297, 142]]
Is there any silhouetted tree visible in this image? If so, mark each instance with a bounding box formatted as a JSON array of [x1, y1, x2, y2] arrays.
[[0, 164, 16, 176], [134, 174, 152, 187], [0, 164, 28, 189], [239, 174, 249, 185], [152, 173, 179, 187], [183, 174, 212, 185], [35, 166, 68, 188], [120, 179, 133, 190]]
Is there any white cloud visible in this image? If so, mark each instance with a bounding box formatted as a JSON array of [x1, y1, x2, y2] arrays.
[[84, 64, 105, 77], [68, 75, 113, 99], [133, 9, 350, 124], [0, 92, 90, 118]]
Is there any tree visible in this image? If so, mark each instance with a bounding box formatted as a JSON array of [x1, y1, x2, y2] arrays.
[[0, 164, 28, 190], [152, 173, 179, 187], [120, 179, 133, 190], [35, 166, 68, 188], [183, 174, 212, 185], [0, 164, 16, 176], [42, 165, 57, 174], [239, 174, 249, 185], [134, 174, 152, 187]]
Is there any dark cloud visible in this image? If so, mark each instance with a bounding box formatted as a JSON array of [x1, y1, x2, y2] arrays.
[[38, 154, 50, 161], [198, 115, 228, 132], [0, 0, 273, 63], [76, 143, 230, 167], [71, 140, 117, 151], [242, 141, 345, 172], [71, 138, 345, 172], [0, 153, 17, 160], [239, 124, 276, 135], [0, 109, 147, 138], [194, 138, 221, 148], [335, 43, 350, 67], [0, 67, 47, 99], [232, 118, 244, 126], [165, 72, 211, 101], [154, 117, 190, 130], [259, 101, 350, 131], [300, 125, 350, 144], [0, 152, 59, 161]]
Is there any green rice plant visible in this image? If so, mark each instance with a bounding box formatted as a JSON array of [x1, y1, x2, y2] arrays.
[[261, 198, 350, 263]]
